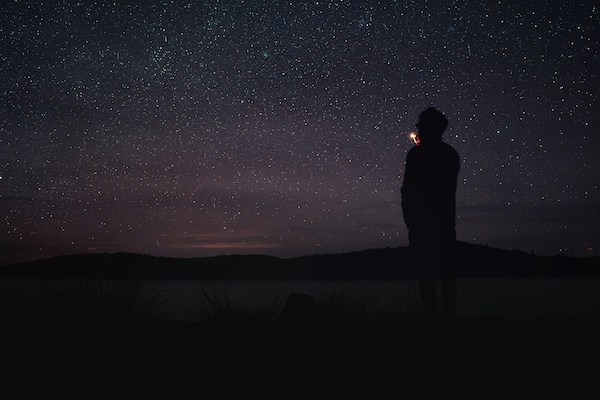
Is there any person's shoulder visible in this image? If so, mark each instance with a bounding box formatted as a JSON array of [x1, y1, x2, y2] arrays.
[[406, 145, 420, 159], [440, 140, 457, 152], [441, 141, 459, 159]]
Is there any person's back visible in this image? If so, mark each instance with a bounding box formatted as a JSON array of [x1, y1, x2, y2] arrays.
[[401, 107, 460, 320], [402, 140, 459, 241]]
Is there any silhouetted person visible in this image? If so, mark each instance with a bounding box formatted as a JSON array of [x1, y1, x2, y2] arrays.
[[401, 107, 459, 320]]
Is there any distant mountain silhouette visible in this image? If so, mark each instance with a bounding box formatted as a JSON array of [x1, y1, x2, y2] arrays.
[[0, 242, 598, 279]]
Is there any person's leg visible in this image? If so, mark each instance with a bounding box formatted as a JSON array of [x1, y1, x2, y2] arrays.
[[418, 278, 437, 320], [440, 278, 457, 320]]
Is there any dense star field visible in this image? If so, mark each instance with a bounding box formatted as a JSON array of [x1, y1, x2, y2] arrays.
[[1, 1, 598, 264]]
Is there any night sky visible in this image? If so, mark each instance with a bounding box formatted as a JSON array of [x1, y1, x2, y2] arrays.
[[1, 1, 599, 264]]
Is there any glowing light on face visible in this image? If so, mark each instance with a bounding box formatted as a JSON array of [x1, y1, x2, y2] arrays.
[[409, 131, 420, 145]]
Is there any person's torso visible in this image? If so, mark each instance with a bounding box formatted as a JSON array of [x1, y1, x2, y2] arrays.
[[408, 141, 459, 230]]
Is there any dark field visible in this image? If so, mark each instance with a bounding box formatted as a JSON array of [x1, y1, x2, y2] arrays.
[[1, 277, 599, 399], [2, 245, 599, 398]]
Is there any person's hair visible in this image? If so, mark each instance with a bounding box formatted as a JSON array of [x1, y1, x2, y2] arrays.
[[418, 107, 448, 137]]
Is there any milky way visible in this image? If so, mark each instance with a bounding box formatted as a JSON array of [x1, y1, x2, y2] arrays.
[[1, 1, 599, 264]]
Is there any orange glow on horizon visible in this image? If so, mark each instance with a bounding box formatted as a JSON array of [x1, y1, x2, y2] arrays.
[[168, 242, 282, 250]]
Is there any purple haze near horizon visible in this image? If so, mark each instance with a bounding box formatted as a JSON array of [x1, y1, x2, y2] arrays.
[[1, 1, 599, 264]]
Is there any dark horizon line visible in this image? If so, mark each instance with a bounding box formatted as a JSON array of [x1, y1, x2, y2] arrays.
[[3, 240, 597, 268]]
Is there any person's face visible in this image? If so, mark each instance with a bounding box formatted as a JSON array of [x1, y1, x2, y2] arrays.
[[416, 120, 432, 138], [415, 121, 423, 136]]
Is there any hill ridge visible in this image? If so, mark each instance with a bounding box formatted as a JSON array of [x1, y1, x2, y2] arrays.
[[1, 241, 597, 279]]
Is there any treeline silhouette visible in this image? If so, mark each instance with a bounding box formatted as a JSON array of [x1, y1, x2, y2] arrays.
[[1, 241, 597, 279]]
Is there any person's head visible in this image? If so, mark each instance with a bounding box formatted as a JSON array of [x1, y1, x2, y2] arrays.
[[416, 107, 448, 142]]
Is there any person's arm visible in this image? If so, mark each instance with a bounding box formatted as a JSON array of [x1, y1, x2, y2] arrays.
[[401, 150, 416, 230], [446, 150, 460, 230]]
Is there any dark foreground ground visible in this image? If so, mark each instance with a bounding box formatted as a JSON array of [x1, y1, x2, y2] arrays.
[[3, 311, 599, 399]]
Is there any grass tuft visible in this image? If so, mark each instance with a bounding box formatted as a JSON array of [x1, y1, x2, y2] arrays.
[[27, 280, 169, 324], [186, 284, 282, 325]]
